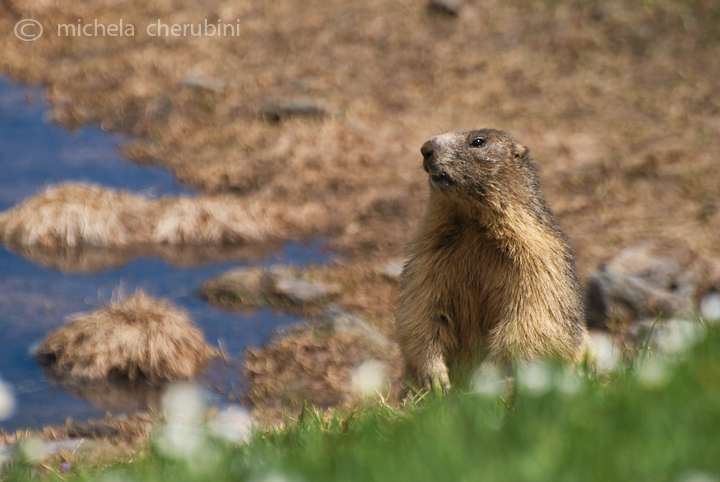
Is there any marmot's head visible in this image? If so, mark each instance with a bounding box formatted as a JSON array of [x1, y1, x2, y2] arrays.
[[420, 129, 536, 206]]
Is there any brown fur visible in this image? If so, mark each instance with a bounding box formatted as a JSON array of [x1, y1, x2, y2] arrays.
[[36, 291, 211, 381], [395, 129, 587, 390]]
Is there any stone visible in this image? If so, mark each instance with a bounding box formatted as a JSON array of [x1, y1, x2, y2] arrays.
[[272, 277, 340, 307], [198, 267, 273, 308], [428, 0, 461, 16], [309, 305, 394, 350], [42, 439, 96, 456], [379, 259, 404, 282], [261, 99, 328, 122], [181, 74, 225, 93], [604, 245, 681, 287], [585, 245, 697, 328], [201, 266, 342, 311], [586, 271, 693, 327]]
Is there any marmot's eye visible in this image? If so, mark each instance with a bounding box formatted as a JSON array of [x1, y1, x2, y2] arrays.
[[470, 137, 485, 147]]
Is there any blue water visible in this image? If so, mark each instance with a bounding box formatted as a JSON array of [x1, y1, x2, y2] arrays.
[[0, 79, 331, 431], [0, 79, 195, 212]]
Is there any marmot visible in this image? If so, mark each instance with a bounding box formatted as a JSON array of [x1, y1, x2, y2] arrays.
[[395, 129, 587, 391]]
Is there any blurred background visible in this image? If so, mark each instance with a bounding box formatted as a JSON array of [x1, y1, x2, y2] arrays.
[[3, 0, 720, 268], [0, 0, 719, 431]]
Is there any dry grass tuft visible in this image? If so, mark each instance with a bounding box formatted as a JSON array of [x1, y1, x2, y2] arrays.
[[36, 290, 211, 381], [0, 182, 318, 249], [0, 183, 149, 248], [150, 196, 270, 244]]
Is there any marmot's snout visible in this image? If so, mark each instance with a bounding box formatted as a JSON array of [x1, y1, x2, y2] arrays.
[[421, 137, 452, 186], [420, 138, 437, 172]]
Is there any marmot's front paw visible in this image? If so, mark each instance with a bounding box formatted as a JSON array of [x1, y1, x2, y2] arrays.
[[421, 367, 450, 393]]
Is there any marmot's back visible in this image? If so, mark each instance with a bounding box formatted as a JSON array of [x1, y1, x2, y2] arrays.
[[395, 129, 587, 391]]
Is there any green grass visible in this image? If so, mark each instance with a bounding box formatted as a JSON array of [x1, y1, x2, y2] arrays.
[[7, 329, 720, 482]]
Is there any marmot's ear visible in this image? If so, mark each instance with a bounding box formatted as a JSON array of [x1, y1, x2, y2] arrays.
[[513, 144, 528, 160]]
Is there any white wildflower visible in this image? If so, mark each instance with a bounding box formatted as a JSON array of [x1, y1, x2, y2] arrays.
[[516, 360, 552, 396], [674, 470, 719, 482], [588, 331, 621, 373], [155, 382, 209, 459], [18, 438, 47, 463], [636, 356, 673, 389], [162, 382, 207, 425], [555, 366, 585, 396], [209, 406, 253, 444], [251, 473, 298, 482], [652, 320, 705, 356], [700, 292, 720, 322], [471, 363, 505, 398], [350, 359, 389, 398], [156, 421, 207, 459]]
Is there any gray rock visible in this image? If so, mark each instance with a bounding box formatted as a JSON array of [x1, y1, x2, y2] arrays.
[[261, 99, 328, 122], [181, 74, 225, 93], [379, 259, 404, 282], [310, 305, 394, 350], [428, 0, 461, 16], [198, 267, 272, 308], [586, 271, 693, 327], [201, 266, 342, 310], [604, 245, 681, 288], [272, 277, 340, 306], [42, 439, 94, 456], [700, 292, 720, 322], [585, 245, 696, 328]]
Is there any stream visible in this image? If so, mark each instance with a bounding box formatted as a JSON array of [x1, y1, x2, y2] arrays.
[[0, 78, 329, 431]]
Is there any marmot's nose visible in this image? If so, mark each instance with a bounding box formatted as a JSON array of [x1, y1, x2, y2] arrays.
[[420, 139, 436, 161], [421, 139, 439, 173]]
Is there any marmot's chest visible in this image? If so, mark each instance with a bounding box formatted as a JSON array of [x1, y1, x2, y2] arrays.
[[420, 229, 513, 330]]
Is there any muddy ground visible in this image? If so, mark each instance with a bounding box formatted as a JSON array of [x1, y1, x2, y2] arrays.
[[1, 0, 720, 464]]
